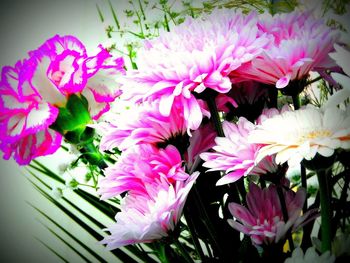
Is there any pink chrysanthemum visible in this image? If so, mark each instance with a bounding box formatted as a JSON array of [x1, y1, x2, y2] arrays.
[[0, 35, 124, 165], [98, 144, 189, 199], [200, 118, 278, 185], [99, 99, 187, 152], [101, 173, 199, 249], [228, 183, 317, 246], [121, 9, 271, 131], [232, 11, 340, 89]]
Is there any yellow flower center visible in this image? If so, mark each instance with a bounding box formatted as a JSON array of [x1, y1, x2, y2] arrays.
[[297, 130, 333, 145]]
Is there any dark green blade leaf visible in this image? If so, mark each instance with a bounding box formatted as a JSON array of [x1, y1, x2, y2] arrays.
[[96, 3, 105, 22], [30, 204, 107, 262], [108, 0, 120, 29], [28, 179, 139, 263], [35, 238, 69, 263]]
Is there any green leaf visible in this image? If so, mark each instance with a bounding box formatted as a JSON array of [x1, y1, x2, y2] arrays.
[[108, 0, 121, 30], [96, 3, 105, 22], [27, 164, 157, 262], [28, 179, 140, 263], [50, 94, 93, 144], [40, 222, 92, 262], [30, 204, 107, 262], [28, 162, 118, 218], [35, 238, 69, 263]]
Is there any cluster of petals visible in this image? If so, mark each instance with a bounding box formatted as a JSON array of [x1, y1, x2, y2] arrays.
[[98, 144, 190, 199], [98, 143, 199, 248], [120, 9, 271, 131], [228, 183, 317, 246], [101, 173, 199, 249], [200, 118, 278, 185], [249, 104, 350, 166], [0, 35, 124, 164], [232, 10, 340, 89], [99, 99, 187, 152], [0, 60, 62, 164]]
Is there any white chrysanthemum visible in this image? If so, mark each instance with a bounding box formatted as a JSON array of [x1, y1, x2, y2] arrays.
[[284, 247, 335, 263], [249, 105, 350, 166]]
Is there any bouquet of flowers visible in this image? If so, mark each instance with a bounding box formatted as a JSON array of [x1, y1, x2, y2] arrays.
[[1, 0, 349, 262]]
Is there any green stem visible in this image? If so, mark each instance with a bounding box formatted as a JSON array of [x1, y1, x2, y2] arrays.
[[163, 13, 170, 32], [81, 141, 107, 170], [267, 86, 278, 109], [184, 210, 206, 261], [173, 238, 194, 263], [317, 170, 332, 252], [305, 76, 322, 86], [153, 242, 170, 263], [292, 93, 308, 213], [292, 93, 300, 110], [193, 186, 223, 257], [276, 186, 295, 251], [137, 0, 146, 20], [301, 165, 307, 212], [206, 95, 224, 137]]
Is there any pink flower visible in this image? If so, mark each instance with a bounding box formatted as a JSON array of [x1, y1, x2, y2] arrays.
[[200, 118, 278, 185], [228, 183, 317, 246], [27, 35, 125, 119], [98, 144, 189, 199], [0, 129, 62, 165], [0, 61, 61, 164], [98, 142, 200, 249], [101, 173, 199, 249], [121, 9, 271, 131], [232, 11, 339, 89], [0, 35, 124, 165], [99, 99, 187, 152]]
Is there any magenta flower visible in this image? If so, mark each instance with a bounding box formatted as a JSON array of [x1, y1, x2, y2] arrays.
[[0, 61, 61, 164], [99, 99, 187, 151], [232, 11, 339, 88], [27, 35, 125, 119], [121, 9, 271, 131], [200, 118, 278, 185], [98, 144, 189, 199], [0, 35, 124, 164], [101, 173, 199, 249], [228, 183, 317, 246]]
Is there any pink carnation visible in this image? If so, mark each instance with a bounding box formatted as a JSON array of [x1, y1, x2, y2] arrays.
[[228, 183, 318, 246], [0, 35, 124, 165], [121, 9, 271, 131], [0, 61, 61, 164], [232, 11, 340, 89], [101, 173, 199, 249], [200, 118, 278, 185], [27, 35, 125, 119], [99, 99, 187, 151], [98, 144, 189, 199]]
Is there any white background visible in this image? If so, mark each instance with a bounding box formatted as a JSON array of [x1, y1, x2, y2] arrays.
[[0, 0, 115, 261]]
